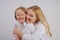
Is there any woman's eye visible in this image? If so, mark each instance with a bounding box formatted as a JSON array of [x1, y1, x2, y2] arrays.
[[21, 14, 24, 16], [30, 14, 33, 17]]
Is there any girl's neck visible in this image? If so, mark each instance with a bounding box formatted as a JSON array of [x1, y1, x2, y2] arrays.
[[21, 22, 24, 24], [20, 22, 25, 28]]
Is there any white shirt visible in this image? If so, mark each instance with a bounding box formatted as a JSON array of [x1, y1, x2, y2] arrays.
[[17, 22, 35, 34], [22, 22, 52, 40]]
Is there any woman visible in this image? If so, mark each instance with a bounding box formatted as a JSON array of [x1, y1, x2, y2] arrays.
[[13, 5, 52, 40]]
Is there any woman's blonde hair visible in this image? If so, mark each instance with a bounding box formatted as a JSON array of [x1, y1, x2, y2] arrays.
[[27, 5, 52, 37]]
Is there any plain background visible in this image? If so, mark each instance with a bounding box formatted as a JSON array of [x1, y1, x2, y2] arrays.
[[0, 0, 60, 40]]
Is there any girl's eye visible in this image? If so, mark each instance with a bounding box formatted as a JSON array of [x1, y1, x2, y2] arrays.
[[17, 14, 24, 16], [17, 14, 20, 16]]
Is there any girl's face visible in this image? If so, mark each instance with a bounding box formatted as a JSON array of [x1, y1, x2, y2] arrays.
[[16, 9, 25, 23], [26, 9, 36, 23]]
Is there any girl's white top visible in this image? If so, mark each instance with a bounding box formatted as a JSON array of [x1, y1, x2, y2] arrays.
[[16, 22, 35, 34]]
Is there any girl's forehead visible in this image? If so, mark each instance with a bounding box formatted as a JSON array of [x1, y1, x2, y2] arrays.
[[16, 9, 23, 12], [16, 9, 25, 14]]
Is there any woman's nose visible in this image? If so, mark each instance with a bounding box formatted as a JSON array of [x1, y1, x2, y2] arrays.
[[25, 15, 27, 17]]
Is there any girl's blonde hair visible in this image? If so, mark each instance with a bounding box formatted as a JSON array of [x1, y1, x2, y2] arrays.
[[27, 5, 52, 37]]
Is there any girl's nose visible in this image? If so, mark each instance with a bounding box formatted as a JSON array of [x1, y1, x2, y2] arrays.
[[27, 15, 30, 18]]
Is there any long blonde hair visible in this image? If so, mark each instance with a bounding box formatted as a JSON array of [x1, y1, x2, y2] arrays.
[[27, 5, 52, 37]]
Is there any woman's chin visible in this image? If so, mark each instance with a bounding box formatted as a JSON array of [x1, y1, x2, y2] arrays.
[[26, 21, 32, 23]]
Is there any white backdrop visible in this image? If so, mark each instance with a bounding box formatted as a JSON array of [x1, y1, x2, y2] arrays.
[[0, 0, 60, 40]]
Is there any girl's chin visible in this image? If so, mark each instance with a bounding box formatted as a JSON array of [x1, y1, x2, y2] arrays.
[[19, 20, 24, 23]]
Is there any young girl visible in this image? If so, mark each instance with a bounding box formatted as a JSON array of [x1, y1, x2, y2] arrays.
[[13, 7, 26, 40]]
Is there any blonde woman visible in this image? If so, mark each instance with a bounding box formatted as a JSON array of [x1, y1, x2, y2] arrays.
[[26, 5, 52, 40], [13, 5, 52, 40]]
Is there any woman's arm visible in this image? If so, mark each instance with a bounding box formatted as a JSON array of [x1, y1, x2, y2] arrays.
[[14, 34, 21, 40], [13, 25, 33, 40], [13, 25, 23, 38]]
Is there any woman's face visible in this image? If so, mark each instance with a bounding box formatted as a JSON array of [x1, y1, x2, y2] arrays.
[[26, 9, 36, 23], [16, 9, 25, 23]]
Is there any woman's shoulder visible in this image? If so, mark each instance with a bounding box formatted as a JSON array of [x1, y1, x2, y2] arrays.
[[35, 21, 46, 31], [35, 21, 45, 27]]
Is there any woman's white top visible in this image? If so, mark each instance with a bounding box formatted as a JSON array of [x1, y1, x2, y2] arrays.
[[22, 22, 52, 40]]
